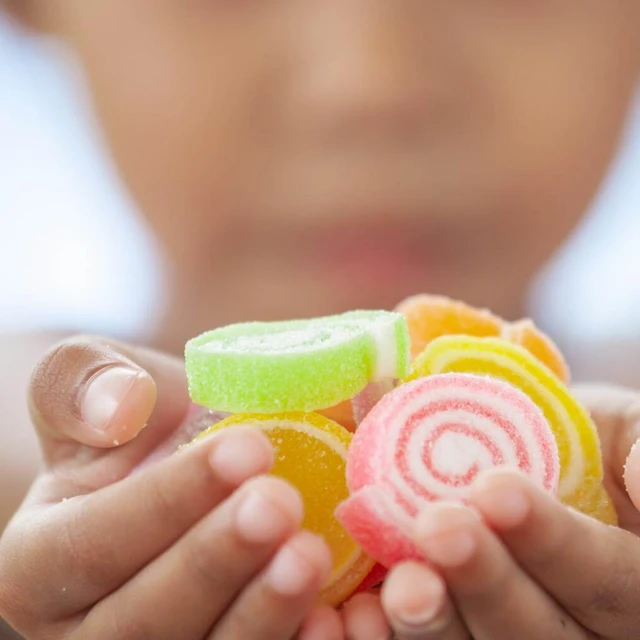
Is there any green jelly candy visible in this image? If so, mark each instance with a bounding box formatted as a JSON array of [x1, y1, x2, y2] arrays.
[[185, 310, 410, 413]]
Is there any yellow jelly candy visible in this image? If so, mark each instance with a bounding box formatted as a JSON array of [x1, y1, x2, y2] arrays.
[[195, 412, 374, 605], [584, 484, 618, 526], [406, 335, 610, 520]]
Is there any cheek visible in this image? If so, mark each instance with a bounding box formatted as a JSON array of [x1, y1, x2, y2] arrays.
[[61, 4, 274, 256]]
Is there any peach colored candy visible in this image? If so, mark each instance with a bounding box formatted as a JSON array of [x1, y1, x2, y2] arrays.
[[503, 319, 570, 385], [395, 295, 503, 360], [319, 400, 356, 432], [395, 294, 570, 384]]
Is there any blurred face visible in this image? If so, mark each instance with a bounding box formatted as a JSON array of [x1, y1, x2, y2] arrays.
[[35, 1, 639, 338]]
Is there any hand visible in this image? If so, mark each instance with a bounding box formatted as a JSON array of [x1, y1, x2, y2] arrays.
[[343, 384, 640, 639], [0, 336, 342, 640]]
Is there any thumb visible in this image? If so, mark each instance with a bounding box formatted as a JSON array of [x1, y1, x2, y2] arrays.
[[29, 335, 190, 470]]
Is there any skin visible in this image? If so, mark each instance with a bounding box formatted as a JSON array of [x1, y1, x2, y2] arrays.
[[14, 0, 640, 352], [0, 337, 341, 639]]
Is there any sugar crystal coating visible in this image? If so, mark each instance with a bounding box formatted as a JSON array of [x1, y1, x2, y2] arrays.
[[337, 373, 559, 568], [185, 310, 409, 413], [406, 335, 605, 517], [395, 294, 503, 359], [503, 319, 570, 384]]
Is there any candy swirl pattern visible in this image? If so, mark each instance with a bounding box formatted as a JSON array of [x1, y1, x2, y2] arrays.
[[337, 373, 559, 568], [406, 336, 604, 513]]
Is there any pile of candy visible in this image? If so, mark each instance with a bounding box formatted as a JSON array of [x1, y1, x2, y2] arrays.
[[184, 295, 616, 605]]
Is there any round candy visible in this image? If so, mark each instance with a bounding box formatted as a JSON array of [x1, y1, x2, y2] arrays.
[[185, 310, 410, 413], [395, 294, 570, 383], [194, 412, 375, 605], [395, 294, 503, 360], [337, 373, 559, 568], [406, 335, 605, 517], [503, 319, 570, 385]]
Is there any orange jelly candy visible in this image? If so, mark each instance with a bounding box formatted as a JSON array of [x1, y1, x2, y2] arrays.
[[396, 294, 570, 384], [194, 412, 374, 605], [395, 295, 503, 360], [318, 400, 356, 432], [503, 319, 570, 384]]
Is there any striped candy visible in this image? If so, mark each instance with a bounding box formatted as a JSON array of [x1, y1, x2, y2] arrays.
[[407, 335, 605, 516], [337, 373, 559, 568]]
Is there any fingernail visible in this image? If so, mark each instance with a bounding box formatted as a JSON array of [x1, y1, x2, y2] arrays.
[[235, 485, 298, 544], [416, 506, 477, 567], [265, 537, 319, 596], [472, 475, 531, 529], [81, 366, 141, 433], [209, 430, 273, 485], [392, 568, 445, 628]]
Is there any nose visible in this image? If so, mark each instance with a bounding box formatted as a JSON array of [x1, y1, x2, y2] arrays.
[[290, 3, 434, 140]]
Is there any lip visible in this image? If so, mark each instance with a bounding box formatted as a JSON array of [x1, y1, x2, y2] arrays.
[[305, 223, 438, 289]]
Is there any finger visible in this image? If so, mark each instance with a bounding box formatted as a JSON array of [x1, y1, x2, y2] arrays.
[[210, 531, 332, 639], [469, 469, 640, 637], [414, 503, 589, 640], [624, 436, 640, 512], [342, 592, 391, 640], [382, 562, 469, 640], [298, 604, 344, 640], [75, 475, 304, 640], [28, 335, 189, 472], [0, 427, 273, 625], [572, 385, 640, 496]]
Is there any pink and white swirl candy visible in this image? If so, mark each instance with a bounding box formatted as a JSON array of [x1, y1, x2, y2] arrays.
[[336, 373, 560, 568]]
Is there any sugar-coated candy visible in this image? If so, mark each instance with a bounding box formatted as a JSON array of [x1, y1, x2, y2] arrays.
[[396, 294, 503, 360], [396, 294, 570, 383], [337, 373, 559, 568], [185, 310, 410, 413], [503, 319, 571, 385], [406, 335, 607, 518], [318, 400, 356, 432], [193, 412, 375, 605], [354, 562, 388, 594]]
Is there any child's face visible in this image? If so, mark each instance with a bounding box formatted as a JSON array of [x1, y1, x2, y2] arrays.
[[38, 2, 639, 325]]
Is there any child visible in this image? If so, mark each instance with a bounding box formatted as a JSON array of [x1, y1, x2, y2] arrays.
[[1, 1, 639, 638]]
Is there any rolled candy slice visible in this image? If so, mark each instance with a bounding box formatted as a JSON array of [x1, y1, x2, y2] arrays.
[[395, 294, 570, 383], [337, 373, 559, 568], [185, 310, 410, 413], [406, 336, 608, 518], [192, 412, 375, 605]]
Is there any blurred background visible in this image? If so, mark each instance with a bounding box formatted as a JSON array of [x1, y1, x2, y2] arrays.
[[2, 11, 640, 371]]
